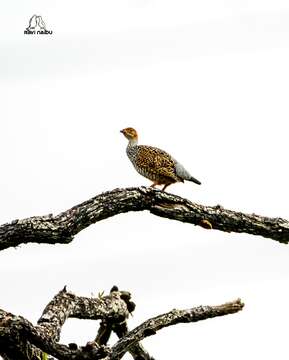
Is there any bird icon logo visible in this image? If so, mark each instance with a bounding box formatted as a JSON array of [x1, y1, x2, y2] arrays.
[[26, 15, 46, 31], [24, 15, 52, 35]]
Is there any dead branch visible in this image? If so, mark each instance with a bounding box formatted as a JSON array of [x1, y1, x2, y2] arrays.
[[0, 287, 244, 360], [111, 298, 244, 360], [0, 187, 288, 251]]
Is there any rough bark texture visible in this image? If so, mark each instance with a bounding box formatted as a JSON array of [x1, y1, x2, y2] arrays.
[[111, 298, 244, 360], [0, 187, 288, 251], [0, 287, 244, 360]]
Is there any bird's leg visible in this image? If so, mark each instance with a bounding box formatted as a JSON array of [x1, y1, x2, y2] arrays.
[[161, 184, 170, 192], [150, 182, 158, 188]]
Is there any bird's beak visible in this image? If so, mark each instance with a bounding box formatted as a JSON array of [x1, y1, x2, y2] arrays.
[[120, 129, 124, 134]]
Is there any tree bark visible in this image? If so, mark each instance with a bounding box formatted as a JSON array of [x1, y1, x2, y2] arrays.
[[0, 287, 244, 360], [0, 187, 288, 251]]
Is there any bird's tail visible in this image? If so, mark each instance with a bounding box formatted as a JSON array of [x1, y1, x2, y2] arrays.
[[174, 161, 201, 185], [187, 176, 201, 185]]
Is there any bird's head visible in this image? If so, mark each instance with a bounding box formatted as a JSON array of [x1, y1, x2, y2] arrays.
[[120, 127, 138, 142]]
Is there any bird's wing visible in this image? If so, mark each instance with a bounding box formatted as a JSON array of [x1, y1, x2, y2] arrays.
[[135, 146, 179, 180]]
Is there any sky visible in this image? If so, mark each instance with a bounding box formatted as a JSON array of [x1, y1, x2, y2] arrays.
[[0, 1, 289, 359]]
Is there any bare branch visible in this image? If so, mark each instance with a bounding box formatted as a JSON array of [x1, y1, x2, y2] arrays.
[[0, 289, 244, 360], [94, 287, 153, 360], [0, 309, 73, 360], [37, 287, 130, 341], [0, 187, 287, 251], [112, 321, 154, 360], [111, 299, 244, 360], [0, 287, 131, 360]]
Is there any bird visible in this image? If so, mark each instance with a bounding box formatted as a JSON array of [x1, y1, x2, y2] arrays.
[[120, 127, 201, 191], [26, 15, 38, 31], [36, 16, 46, 30]]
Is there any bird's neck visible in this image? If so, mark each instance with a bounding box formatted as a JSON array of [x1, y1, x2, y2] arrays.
[[127, 137, 138, 147]]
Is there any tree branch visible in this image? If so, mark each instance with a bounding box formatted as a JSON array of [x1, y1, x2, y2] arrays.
[[0, 287, 244, 360], [0, 288, 244, 360], [95, 287, 153, 360], [0, 287, 131, 360], [111, 299, 244, 360], [0, 187, 288, 251], [37, 286, 129, 342]]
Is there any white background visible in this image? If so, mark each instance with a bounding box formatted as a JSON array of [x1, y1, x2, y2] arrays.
[[1, 1, 289, 359]]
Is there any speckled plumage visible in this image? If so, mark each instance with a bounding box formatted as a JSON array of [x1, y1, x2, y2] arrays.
[[121, 127, 201, 191]]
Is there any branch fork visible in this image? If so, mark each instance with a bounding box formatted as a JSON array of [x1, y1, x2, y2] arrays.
[[0, 287, 244, 360]]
